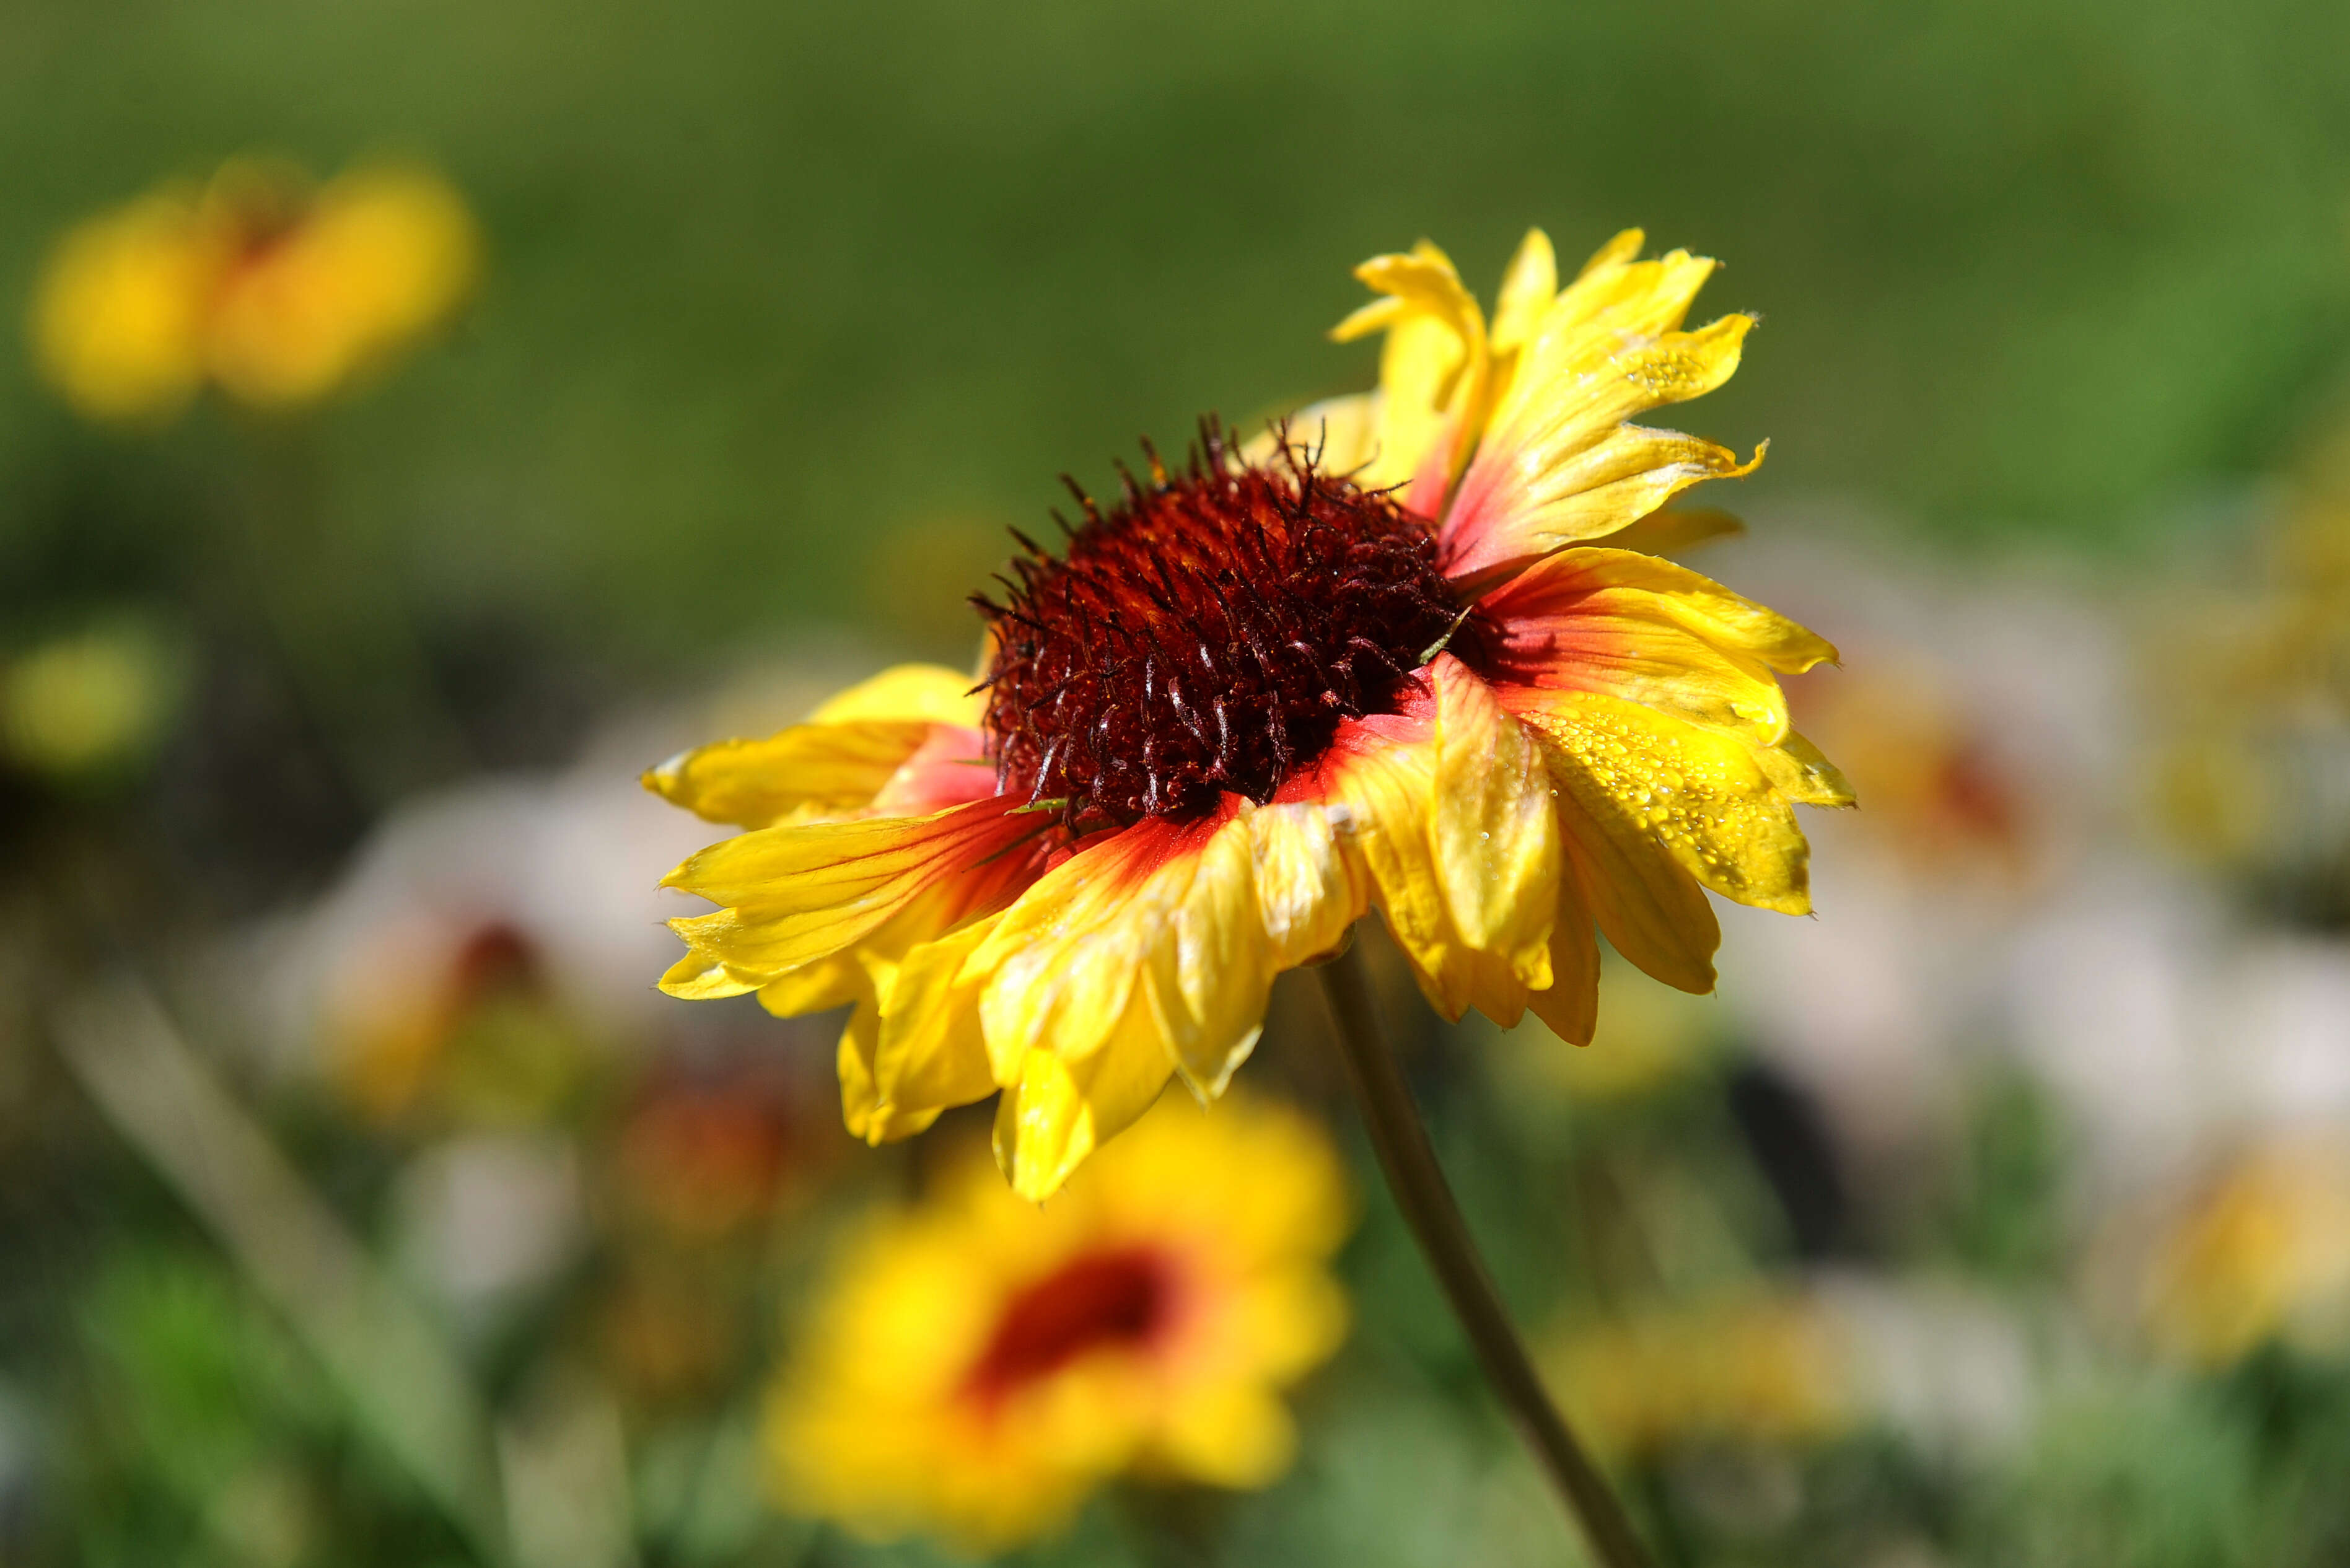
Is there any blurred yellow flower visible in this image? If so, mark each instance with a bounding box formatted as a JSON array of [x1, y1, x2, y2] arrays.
[[1546, 1290, 1852, 1459], [1, 618, 180, 780], [766, 1094, 1350, 1550], [649, 229, 1848, 1200], [2144, 1139, 2350, 1368], [31, 157, 477, 423]]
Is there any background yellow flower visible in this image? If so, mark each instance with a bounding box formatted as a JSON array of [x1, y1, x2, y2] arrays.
[[30, 157, 476, 423], [766, 1094, 1351, 1550]]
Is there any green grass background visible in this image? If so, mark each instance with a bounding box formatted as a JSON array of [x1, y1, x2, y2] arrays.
[[5, 0, 2349, 662]]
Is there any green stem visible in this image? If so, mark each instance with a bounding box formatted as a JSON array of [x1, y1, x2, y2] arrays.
[[1315, 944, 1654, 1568]]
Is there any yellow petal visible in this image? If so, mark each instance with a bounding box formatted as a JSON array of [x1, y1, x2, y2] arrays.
[[1330, 241, 1488, 512], [647, 664, 991, 828], [1524, 688, 1815, 918], [1146, 818, 1275, 1098], [1755, 730, 1857, 808], [867, 913, 1005, 1130], [1393, 942, 1545, 1031], [809, 662, 987, 727], [1550, 234, 1713, 346], [659, 799, 1037, 988], [657, 947, 759, 1001], [1574, 226, 1646, 273], [1489, 229, 1560, 356], [991, 1030, 1177, 1202], [1439, 235, 1759, 585], [838, 1002, 944, 1144], [1223, 1266, 1353, 1380], [1245, 800, 1371, 966], [1485, 546, 1836, 747], [644, 719, 934, 828], [1306, 662, 1556, 1024], [1527, 867, 1601, 1045], [1515, 698, 1724, 992], [755, 950, 867, 1015], [1443, 344, 1758, 586], [1312, 714, 1450, 992], [1449, 426, 1763, 589], [973, 808, 1274, 1100], [1147, 1098, 1356, 1263], [970, 829, 1158, 1072], [836, 1001, 882, 1138], [1607, 552, 1840, 675], [1426, 654, 1559, 966], [1483, 229, 1564, 422], [1554, 780, 1720, 994]]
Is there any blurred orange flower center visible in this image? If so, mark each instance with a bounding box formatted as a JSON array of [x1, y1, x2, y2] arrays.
[[448, 921, 545, 1011], [226, 204, 301, 263], [963, 1245, 1180, 1405]]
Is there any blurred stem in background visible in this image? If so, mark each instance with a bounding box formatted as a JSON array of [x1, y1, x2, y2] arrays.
[[1315, 942, 1655, 1568], [53, 981, 510, 1562], [53, 978, 646, 1568], [231, 419, 473, 809]]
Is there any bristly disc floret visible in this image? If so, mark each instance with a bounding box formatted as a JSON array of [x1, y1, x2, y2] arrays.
[[974, 421, 1481, 829]]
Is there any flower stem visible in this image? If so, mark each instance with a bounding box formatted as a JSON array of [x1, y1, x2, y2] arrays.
[[1315, 944, 1654, 1568]]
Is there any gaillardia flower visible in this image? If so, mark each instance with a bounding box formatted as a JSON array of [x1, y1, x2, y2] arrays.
[[31, 157, 476, 423], [651, 229, 1851, 1199], [767, 1094, 1349, 1549]]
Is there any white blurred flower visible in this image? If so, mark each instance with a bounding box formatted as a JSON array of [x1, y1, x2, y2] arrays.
[[2002, 869, 2350, 1206], [246, 737, 715, 1116], [1813, 1272, 2044, 1461], [391, 1134, 583, 1325], [1702, 522, 2140, 1198]]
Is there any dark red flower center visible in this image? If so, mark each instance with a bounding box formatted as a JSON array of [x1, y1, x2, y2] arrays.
[[962, 1245, 1176, 1406], [975, 427, 1476, 828], [447, 921, 543, 1015]]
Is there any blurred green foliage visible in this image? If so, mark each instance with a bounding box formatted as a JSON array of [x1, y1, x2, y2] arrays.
[[6, 0, 2350, 668], [67, 1248, 473, 1568]]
